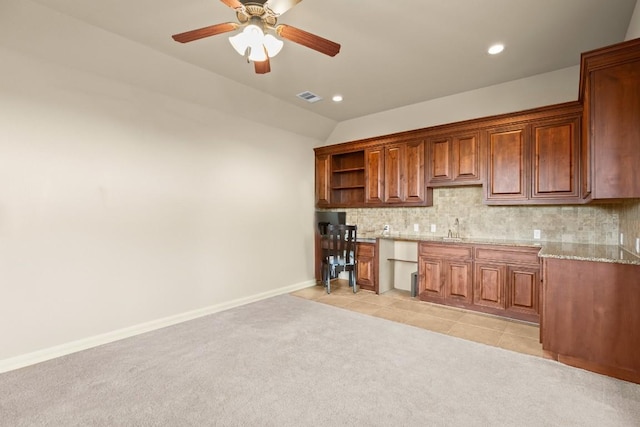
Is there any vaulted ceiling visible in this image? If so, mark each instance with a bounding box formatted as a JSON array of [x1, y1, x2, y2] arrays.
[[23, 0, 640, 123]]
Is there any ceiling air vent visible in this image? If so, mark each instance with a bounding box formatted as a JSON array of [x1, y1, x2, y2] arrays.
[[296, 91, 322, 103]]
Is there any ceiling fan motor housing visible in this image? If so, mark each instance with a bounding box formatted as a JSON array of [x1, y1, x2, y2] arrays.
[[237, 2, 278, 28]]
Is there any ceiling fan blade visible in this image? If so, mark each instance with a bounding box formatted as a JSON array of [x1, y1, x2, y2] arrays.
[[254, 57, 271, 74], [264, 0, 303, 16], [172, 22, 239, 43], [219, 0, 244, 10], [276, 24, 340, 57]]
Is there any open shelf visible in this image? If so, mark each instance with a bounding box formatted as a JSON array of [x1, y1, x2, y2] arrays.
[[331, 151, 365, 205]]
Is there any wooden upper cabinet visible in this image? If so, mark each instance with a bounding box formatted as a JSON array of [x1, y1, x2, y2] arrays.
[[329, 151, 365, 207], [484, 106, 583, 205], [315, 153, 331, 207], [404, 139, 427, 204], [365, 147, 384, 204], [384, 143, 404, 203], [427, 132, 481, 186], [384, 139, 430, 205], [428, 137, 451, 183], [485, 125, 528, 203], [314, 140, 430, 208], [531, 116, 580, 201], [314, 39, 640, 208], [582, 38, 640, 199]]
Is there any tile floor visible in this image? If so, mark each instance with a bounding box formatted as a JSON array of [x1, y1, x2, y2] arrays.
[[291, 280, 543, 358]]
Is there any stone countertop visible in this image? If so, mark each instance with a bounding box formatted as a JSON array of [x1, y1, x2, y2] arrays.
[[356, 233, 640, 266], [537, 242, 640, 265]]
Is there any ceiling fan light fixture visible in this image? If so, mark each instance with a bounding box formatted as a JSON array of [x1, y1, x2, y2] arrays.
[[263, 34, 284, 57], [229, 24, 264, 56], [244, 24, 264, 46], [248, 45, 268, 62], [229, 32, 249, 55]]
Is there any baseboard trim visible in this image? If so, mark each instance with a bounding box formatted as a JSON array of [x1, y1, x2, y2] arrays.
[[0, 280, 316, 374]]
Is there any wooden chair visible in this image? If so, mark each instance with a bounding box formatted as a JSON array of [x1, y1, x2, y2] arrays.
[[321, 224, 357, 294]]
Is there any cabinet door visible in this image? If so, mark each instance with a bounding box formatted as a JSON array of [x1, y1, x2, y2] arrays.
[[428, 133, 480, 186], [315, 154, 331, 207], [384, 144, 404, 203], [404, 139, 426, 204], [591, 58, 640, 199], [428, 137, 452, 183], [531, 116, 580, 201], [474, 262, 506, 309], [418, 257, 444, 299], [365, 147, 384, 204], [356, 243, 376, 291], [444, 260, 473, 304], [485, 126, 528, 202], [453, 133, 481, 183], [581, 82, 592, 200], [506, 265, 539, 320]]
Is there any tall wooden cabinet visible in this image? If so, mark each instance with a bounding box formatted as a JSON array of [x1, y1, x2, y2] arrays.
[[580, 37, 640, 200]]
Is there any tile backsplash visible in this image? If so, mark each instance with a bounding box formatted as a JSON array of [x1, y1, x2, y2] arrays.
[[334, 186, 622, 245], [619, 199, 640, 254]]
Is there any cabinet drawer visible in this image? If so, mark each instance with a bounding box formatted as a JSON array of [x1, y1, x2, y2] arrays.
[[357, 242, 375, 257], [474, 246, 540, 265], [419, 243, 473, 259]]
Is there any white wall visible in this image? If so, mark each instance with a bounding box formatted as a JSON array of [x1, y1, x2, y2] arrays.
[[0, 21, 319, 363], [626, 0, 640, 40], [324, 66, 579, 145]]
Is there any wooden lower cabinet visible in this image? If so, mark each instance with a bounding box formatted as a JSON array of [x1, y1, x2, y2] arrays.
[[418, 243, 473, 308], [418, 256, 472, 304], [444, 260, 473, 304], [356, 242, 377, 292], [474, 262, 506, 310], [419, 242, 541, 322], [542, 257, 640, 384], [418, 257, 444, 299], [505, 265, 539, 319]]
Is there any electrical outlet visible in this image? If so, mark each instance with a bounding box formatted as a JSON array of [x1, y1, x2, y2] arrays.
[[620, 233, 624, 245], [533, 229, 541, 240], [430, 224, 436, 233], [413, 224, 420, 232], [636, 237, 639, 253]]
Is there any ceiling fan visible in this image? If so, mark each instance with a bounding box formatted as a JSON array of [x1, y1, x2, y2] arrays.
[[171, 0, 341, 74]]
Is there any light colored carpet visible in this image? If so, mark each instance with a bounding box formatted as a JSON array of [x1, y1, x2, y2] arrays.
[[1, 294, 639, 426]]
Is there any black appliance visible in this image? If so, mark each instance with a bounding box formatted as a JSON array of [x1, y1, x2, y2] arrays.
[[315, 211, 346, 235]]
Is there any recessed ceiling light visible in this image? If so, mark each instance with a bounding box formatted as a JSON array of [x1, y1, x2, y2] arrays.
[[488, 44, 505, 55], [332, 94, 343, 102]]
